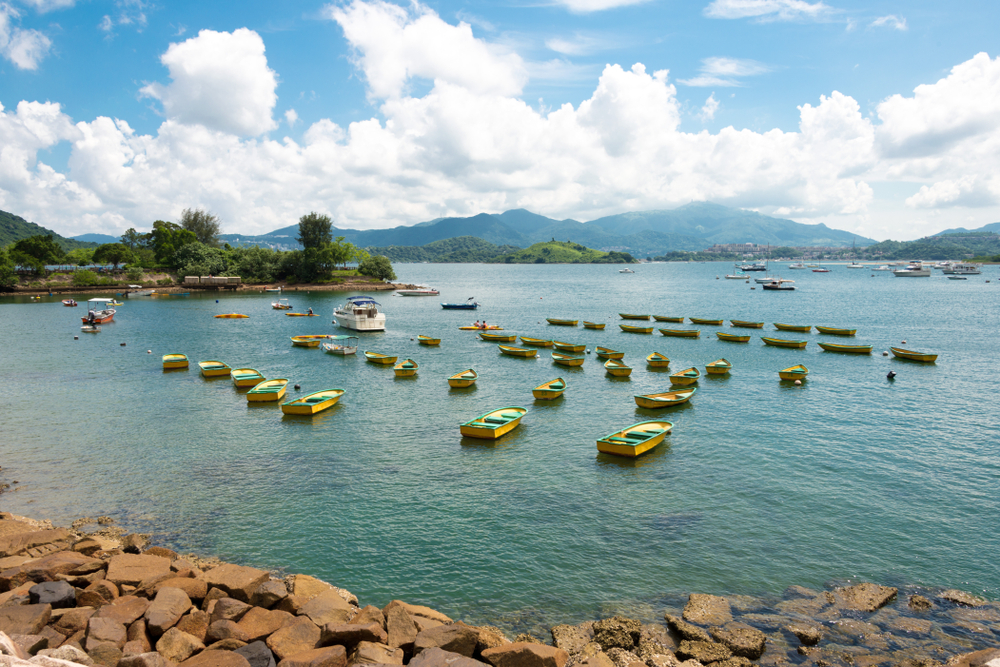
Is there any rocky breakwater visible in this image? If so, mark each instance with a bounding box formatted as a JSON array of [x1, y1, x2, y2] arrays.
[[1, 512, 998, 667]]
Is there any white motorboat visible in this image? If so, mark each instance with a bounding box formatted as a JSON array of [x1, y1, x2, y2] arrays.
[[81, 298, 116, 324], [942, 263, 981, 275], [272, 298, 292, 310], [124, 285, 153, 296], [762, 280, 795, 291], [892, 261, 932, 277], [739, 262, 767, 271], [322, 335, 359, 355], [872, 265, 892, 271], [847, 262, 865, 269], [395, 286, 440, 296], [333, 296, 386, 331], [619, 268, 635, 273], [755, 276, 794, 284], [788, 262, 807, 270]]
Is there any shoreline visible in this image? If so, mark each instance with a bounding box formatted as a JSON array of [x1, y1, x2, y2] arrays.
[[0, 511, 996, 667], [2, 280, 420, 297]]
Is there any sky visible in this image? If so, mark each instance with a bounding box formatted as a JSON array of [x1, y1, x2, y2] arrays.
[[1, 0, 999, 241]]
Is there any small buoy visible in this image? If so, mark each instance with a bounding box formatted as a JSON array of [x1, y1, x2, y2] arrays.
[[882, 351, 888, 356], [147, 350, 152, 354], [901, 340, 907, 344], [120, 342, 126, 346], [586, 349, 591, 354], [216, 299, 219, 303], [410, 337, 414, 341], [887, 371, 897, 380], [294, 384, 301, 390], [74, 336, 79, 340], [794, 380, 802, 386], [751, 287, 756, 290]]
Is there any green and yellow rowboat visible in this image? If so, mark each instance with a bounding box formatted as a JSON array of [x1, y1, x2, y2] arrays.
[[654, 316, 685, 323], [762, 337, 808, 349], [646, 352, 670, 367], [393, 359, 418, 376], [162, 353, 189, 369], [620, 324, 654, 334], [448, 369, 478, 387], [818, 342, 872, 354], [532, 377, 566, 400], [479, 331, 517, 343], [281, 388, 345, 415], [595, 346, 624, 360], [291, 335, 325, 347], [553, 341, 586, 353], [779, 364, 809, 381], [706, 358, 732, 374], [669, 367, 700, 385], [582, 321, 606, 329], [417, 335, 441, 345], [460, 406, 527, 440], [815, 326, 857, 336], [890, 347, 938, 362], [498, 345, 538, 358], [546, 318, 578, 326], [520, 336, 554, 347], [774, 323, 811, 333], [198, 360, 231, 377], [247, 378, 289, 402], [552, 351, 585, 367], [231, 368, 265, 388], [634, 387, 696, 409], [659, 328, 700, 338], [619, 313, 650, 320], [730, 320, 764, 329], [716, 332, 751, 343], [689, 317, 723, 325], [597, 420, 673, 458], [364, 351, 398, 364], [604, 358, 633, 377]]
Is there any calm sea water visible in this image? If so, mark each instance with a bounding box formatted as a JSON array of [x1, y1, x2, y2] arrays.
[[2, 263, 998, 627]]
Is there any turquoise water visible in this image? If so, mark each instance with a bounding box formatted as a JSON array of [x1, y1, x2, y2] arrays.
[[2, 264, 998, 627]]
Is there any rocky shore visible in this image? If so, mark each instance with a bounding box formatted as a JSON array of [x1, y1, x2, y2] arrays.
[[1, 513, 997, 667]]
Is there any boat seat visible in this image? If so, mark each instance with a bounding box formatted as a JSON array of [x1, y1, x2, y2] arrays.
[[548, 383, 564, 389], [638, 429, 665, 435], [304, 397, 328, 403], [483, 417, 509, 424], [606, 437, 641, 444], [500, 412, 523, 419]]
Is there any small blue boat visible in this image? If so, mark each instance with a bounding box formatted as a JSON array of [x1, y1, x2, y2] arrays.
[[441, 298, 480, 310]]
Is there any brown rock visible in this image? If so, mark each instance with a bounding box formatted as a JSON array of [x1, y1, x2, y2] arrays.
[[2, 551, 101, 590], [941, 590, 988, 607], [385, 605, 418, 652], [10, 632, 48, 655], [51, 607, 97, 637], [908, 595, 933, 611], [106, 554, 172, 587], [414, 623, 479, 657], [829, 619, 880, 639], [142, 546, 178, 560], [0, 528, 75, 558], [349, 606, 385, 629], [127, 617, 152, 650], [785, 623, 822, 646], [300, 590, 353, 627], [712, 658, 752, 667], [212, 597, 253, 625], [145, 586, 192, 636], [276, 595, 307, 616], [135, 572, 177, 599], [86, 616, 128, 651], [180, 648, 254, 667], [36, 644, 96, 665], [89, 641, 124, 667], [662, 616, 710, 644], [551, 623, 594, 654], [120, 653, 175, 667], [321, 622, 388, 650], [382, 601, 452, 626], [683, 595, 733, 627], [410, 647, 490, 667], [252, 580, 289, 609], [414, 616, 446, 633], [475, 626, 509, 655], [208, 637, 250, 651], [576, 653, 615, 667], [833, 583, 897, 612], [604, 647, 643, 667], [267, 617, 322, 660], [177, 610, 211, 643], [95, 596, 150, 626], [635, 638, 673, 662], [481, 642, 569, 667], [203, 564, 270, 603], [289, 575, 356, 607], [39, 625, 67, 650], [592, 617, 640, 652], [0, 604, 53, 635], [209, 619, 252, 644], [709, 623, 766, 660], [155, 577, 208, 602], [350, 640, 405, 665], [202, 586, 229, 611], [279, 645, 349, 667], [675, 640, 731, 664], [155, 626, 205, 663], [513, 634, 542, 645], [239, 607, 296, 642], [886, 617, 933, 634], [944, 648, 1000, 667]]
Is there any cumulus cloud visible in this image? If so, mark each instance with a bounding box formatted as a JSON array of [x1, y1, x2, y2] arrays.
[[0, 3, 52, 70], [20, 0, 75, 12], [140, 28, 278, 137], [545, 33, 609, 56], [550, 0, 652, 13], [870, 15, 906, 31], [284, 109, 298, 127], [679, 56, 770, 87], [704, 0, 833, 21], [906, 176, 999, 209], [698, 93, 720, 121]]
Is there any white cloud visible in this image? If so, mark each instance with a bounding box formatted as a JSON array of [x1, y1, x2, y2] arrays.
[[20, 0, 74, 12], [679, 57, 770, 87], [870, 15, 906, 31], [551, 0, 651, 13], [699, 93, 720, 122], [704, 0, 833, 22], [140, 28, 279, 137], [545, 34, 608, 57], [285, 109, 298, 128], [906, 176, 999, 209], [99, 0, 150, 38], [0, 3, 52, 70]]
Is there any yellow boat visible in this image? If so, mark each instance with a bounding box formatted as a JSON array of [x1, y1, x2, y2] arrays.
[[417, 335, 441, 345], [291, 335, 324, 348], [281, 388, 345, 415], [655, 316, 685, 323], [498, 345, 537, 358], [162, 354, 189, 369], [634, 387, 696, 409], [393, 359, 419, 377], [669, 367, 700, 385], [890, 347, 938, 362], [619, 313, 650, 320], [272, 299, 292, 310], [596, 420, 673, 458], [659, 328, 699, 338], [459, 325, 503, 330], [553, 341, 585, 353], [364, 351, 398, 365], [689, 317, 723, 325], [460, 406, 527, 440], [532, 377, 566, 400], [247, 378, 289, 402], [779, 364, 809, 381], [546, 318, 578, 326], [231, 368, 265, 388], [815, 326, 857, 336], [552, 351, 584, 367], [520, 336, 553, 347], [108, 301, 123, 306], [286, 313, 320, 317], [730, 320, 764, 329], [214, 313, 249, 319], [479, 332, 517, 343], [620, 324, 654, 334], [198, 360, 231, 377], [646, 352, 670, 367], [706, 358, 732, 374], [717, 332, 751, 343], [604, 359, 632, 377], [582, 321, 606, 329], [448, 369, 478, 388], [774, 323, 811, 333], [762, 337, 808, 349], [818, 342, 872, 354], [595, 346, 624, 360]]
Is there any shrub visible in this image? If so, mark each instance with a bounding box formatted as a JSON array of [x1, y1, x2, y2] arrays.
[[357, 255, 396, 281], [126, 267, 143, 282], [157, 277, 173, 286], [73, 270, 100, 286]]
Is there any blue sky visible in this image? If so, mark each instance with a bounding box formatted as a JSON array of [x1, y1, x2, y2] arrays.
[[2, 0, 999, 240]]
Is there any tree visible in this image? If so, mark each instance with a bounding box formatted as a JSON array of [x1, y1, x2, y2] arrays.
[[173, 242, 227, 276], [0, 247, 17, 289], [328, 236, 356, 268], [358, 255, 396, 281], [150, 221, 198, 267], [65, 248, 95, 266], [180, 208, 221, 247], [298, 212, 333, 249], [93, 243, 135, 270], [120, 228, 147, 250], [9, 234, 65, 273]]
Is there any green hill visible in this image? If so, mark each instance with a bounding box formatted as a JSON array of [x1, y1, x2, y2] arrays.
[[860, 233, 1000, 260], [1, 209, 98, 251], [365, 236, 521, 262], [493, 240, 635, 264]]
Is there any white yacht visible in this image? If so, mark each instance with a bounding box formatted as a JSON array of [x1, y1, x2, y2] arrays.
[[788, 262, 807, 270], [619, 268, 635, 273], [892, 261, 932, 277], [395, 286, 440, 296], [333, 296, 386, 331], [942, 263, 982, 275]]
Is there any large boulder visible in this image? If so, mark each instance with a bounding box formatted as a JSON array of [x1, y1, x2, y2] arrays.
[[252, 581, 288, 609], [154, 577, 208, 602], [349, 606, 385, 629], [2, 551, 101, 589], [179, 648, 254, 666], [94, 596, 150, 626], [414, 623, 479, 657], [944, 648, 1000, 667], [0, 528, 75, 558], [385, 605, 418, 652], [208, 619, 252, 644], [299, 590, 353, 627], [551, 624, 593, 654], [941, 590, 988, 608], [480, 642, 569, 667], [349, 640, 404, 665], [266, 617, 321, 661], [212, 598, 253, 625], [144, 587, 192, 636], [663, 615, 710, 643], [119, 653, 174, 667], [203, 564, 271, 603], [28, 581, 76, 609], [239, 607, 296, 642], [592, 618, 640, 652], [51, 608, 96, 638], [683, 595, 732, 627], [236, 640, 279, 667], [76, 580, 119, 609], [320, 623, 387, 650], [36, 644, 95, 665], [155, 627, 205, 663], [410, 647, 490, 667], [709, 623, 766, 659], [85, 617, 128, 651], [277, 645, 348, 667], [0, 605, 53, 636], [784, 623, 822, 647], [177, 610, 211, 643], [832, 583, 897, 612], [675, 640, 732, 664], [382, 601, 452, 626], [106, 554, 172, 587]]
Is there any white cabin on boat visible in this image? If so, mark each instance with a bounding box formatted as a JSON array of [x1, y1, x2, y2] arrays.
[[333, 296, 386, 331]]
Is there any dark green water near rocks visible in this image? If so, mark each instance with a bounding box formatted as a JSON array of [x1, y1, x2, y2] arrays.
[[1, 263, 998, 643]]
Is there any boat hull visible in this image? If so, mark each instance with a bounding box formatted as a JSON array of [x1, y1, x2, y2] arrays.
[[479, 333, 517, 343], [281, 389, 345, 415], [499, 345, 537, 358], [364, 352, 397, 365], [762, 337, 808, 349], [231, 369, 265, 388], [619, 325, 653, 334], [774, 323, 811, 332], [215, 313, 249, 319], [659, 329, 699, 338], [597, 420, 673, 458], [291, 337, 322, 347], [448, 370, 478, 387], [546, 319, 578, 326], [730, 320, 764, 328], [706, 361, 732, 374], [890, 347, 938, 362], [669, 367, 700, 385], [162, 354, 188, 369], [520, 337, 553, 347], [634, 388, 695, 409], [553, 342, 585, 352], [815, 326, 857, 336], [532, 378, 566, 400], [442, 304, 479, 309], [818, 343, 872, 354], [596, 347, 624, 360], [779, 365, 809, 381], [247, 380, 288, 402], [716, 333, 751, 343], [417, 336, 441, 345], [551, 353, 584, 367], [689, 318, 723, 325], [582, 322, 605, 329], [619, 314, 650, 320], [604, 360, 632, 376], [646, 353, 670, 367], [460, 407, 526, 440], [394, 360, 418, 376], [334, 312, 386, 331], [198, 361, 231, 377]]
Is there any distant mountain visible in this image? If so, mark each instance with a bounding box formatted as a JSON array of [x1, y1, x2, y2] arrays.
[[367, 236, 521, 263], [1, 209, 98, 251], [492, 240, 634, 264], [72, 233, 119, 244], [934, 222, 1000, 236]]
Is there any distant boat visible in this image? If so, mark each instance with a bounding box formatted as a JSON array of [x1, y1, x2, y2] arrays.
[[364, 351, 397, 365], [498, 345, 537, 358], [655, 316, 685, 323], [818, 342, 872, 354], [322, 335, 359, 355], [442, 299, 481, 310], [890, 347, 938, 362], [716, 332, 751, 343], [633, 387, 695, 409], [595, 346, 624, 360], [596, 420, 673, 458], [417, 335, 441, 346], [779, 365, 809, 381], [730, 320, 764, 329], [658, 328, 699, 338], [520, 336, 554, 347], [281, 389, 345, 415], [62, 299, 77, 307], [162, 354, 188, 370], [552, 341, 585, 353], [669, 367, 700, 385], [815, 326, 856, 336], [532, 377, 566, 400], [603, 359, 632, 377], [546, 318, 579, 326], [396, 287, 440, 296], [620, 324, 654, 334], [645, 352, 670, 367], [272, 298, 292, 310], [582, 321, 606, 329], [460, 407, 526, 440], [479, 332, 516, 343], [619, 313, 650, 320], [393, 359, 418, 377], [291, 335, 326, 348], [198, 360, 231, 377], [689, 317, 723, 325], [774, 323, 811, 332], [231, 368, 265, 388], [551, 351, 585, 367], [619, 268, 635, 273], [892, 262, 931, 277], [762, 337, 808, 349], [705, 358, 732, 374], [762, 280, 796, 291], [215, 313, 249, 319], [788, 262, 807, 270], [448, 369, 478, 388]]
